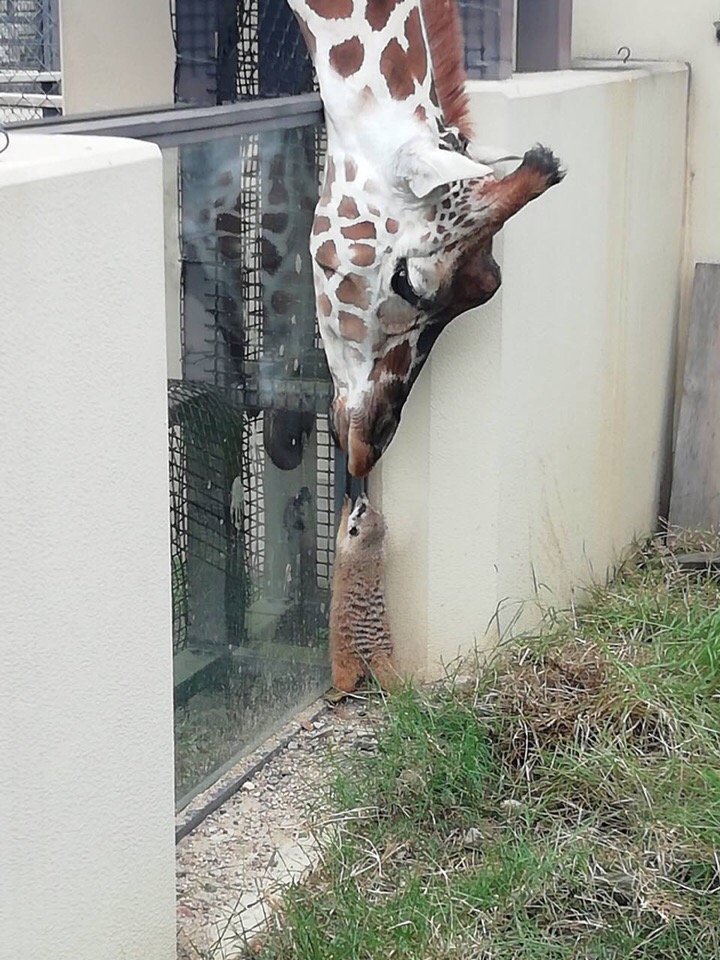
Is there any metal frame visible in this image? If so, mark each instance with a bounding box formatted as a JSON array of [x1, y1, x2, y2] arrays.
[[9, 95, 324, 145]]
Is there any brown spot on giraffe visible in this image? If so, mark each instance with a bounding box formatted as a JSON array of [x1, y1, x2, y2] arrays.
[[404, 8, 427, 84], [377, 295, 419, 334], [341, 221, 377, 240], [306, 0, 352, 18], [315, 239, 340, 272], [367, 0, 400, 31], [344, 158, 358, 182], [313, 215, 331, 235], [368, 203, 381, 217], [217, 233, 242, 261], [269, 180, 289, 205], [350, 243, 376, 267], [338, 195, 360, 219], [271, 289, 295, 314], [380, 38, 415, 100], [386, 218, 399, 234], [371, 341, 412, 381], [261, 239, 282, 275], [414, 104, 427, 123], [216, 211, 240, 234], [337, 273, 370, 310], [269, 154, 286, 179], [318, 293, 333, 317], [330, 36, 364, 77], [338, 311, 368, 342], [262, 212, 289, 234]]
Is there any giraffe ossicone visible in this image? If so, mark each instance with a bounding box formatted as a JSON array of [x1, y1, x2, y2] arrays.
[[287, 0, 566, 478]]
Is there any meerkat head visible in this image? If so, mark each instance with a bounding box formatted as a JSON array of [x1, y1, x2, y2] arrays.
[[342, 493, 386, 552]]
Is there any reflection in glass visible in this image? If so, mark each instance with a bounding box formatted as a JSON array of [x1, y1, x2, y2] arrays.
[[165, 125, 337, 806]]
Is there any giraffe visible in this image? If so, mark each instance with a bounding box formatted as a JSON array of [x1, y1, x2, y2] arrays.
[[285, 0, 566, 478], [184, 127, 320, 473]]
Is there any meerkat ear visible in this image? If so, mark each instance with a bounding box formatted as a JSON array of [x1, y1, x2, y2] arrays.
[[395, 144, 494, 198]]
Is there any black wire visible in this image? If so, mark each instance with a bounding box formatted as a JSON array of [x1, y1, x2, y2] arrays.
[[0, 125, 9, 156]]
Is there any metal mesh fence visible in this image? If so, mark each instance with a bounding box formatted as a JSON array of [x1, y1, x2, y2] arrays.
[[170, 118, 336, 658], [0, 0, 61, 122], [168, 380, 251, 653], [458, 0, 514, 81], [172, 0, 314, 105]]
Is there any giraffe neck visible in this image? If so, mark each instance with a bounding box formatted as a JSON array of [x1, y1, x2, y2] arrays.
[[287, 0, 447, 168]]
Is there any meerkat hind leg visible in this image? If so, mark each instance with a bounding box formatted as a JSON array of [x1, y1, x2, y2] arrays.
[[331, 648, 366, 694]]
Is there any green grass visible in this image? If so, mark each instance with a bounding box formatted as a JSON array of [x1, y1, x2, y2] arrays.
[[239, 536, 720, 960]]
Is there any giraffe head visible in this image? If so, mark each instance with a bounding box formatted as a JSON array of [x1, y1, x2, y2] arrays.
[[289, 0, 565, 476]]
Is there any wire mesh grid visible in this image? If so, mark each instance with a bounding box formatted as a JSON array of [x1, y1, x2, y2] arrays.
[[169, 381, 251, 652], [0, 0, 61, 122], [171, 0, 315, 105], [170, 116, 336, 654], [458, 0, 514, 81]]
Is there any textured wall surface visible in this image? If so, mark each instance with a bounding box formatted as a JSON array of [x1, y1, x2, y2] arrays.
[[60, 0, 175, 113], [372, 64, 688, 678], [0, 134, 176, 960], [573, 0, 717, 367]]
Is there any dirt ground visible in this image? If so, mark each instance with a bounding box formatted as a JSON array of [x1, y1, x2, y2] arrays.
[[176, 693, 382, 959]]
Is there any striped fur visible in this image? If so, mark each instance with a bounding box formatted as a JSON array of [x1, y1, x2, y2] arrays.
[[329, 495, 396, 692]]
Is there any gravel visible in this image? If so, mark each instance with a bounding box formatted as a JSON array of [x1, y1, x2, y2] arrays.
[[176, 693, 383, 959]]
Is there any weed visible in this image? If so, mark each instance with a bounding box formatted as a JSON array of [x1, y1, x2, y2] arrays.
[[241, 535, 720, 959]]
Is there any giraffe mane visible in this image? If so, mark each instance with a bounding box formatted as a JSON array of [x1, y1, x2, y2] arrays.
[[421, 0, 473, 139]]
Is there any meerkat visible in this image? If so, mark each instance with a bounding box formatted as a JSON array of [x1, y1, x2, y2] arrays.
[[329, 494, 396, 693]]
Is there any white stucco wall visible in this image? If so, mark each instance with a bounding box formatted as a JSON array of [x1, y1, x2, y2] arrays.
[[572, 1, 717, 377], [0, 135, 176, 960], [59, 0, 175, 114], [372, 64, 688, 677]]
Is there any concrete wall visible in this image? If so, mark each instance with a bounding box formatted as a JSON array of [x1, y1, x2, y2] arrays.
[[573, 0, 718, 380], [59, 0, 175, 114], [372, 64, 688, 678], [0, 135, 176, 960]]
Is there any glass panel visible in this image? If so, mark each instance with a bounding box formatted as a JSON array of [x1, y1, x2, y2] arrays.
[[516, 0, 573, 73], [458, 0, 515, 81], [162, 123, 336, 807]]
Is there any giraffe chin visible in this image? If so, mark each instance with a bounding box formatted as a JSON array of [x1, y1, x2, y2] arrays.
[[348, 429, 378, 479]]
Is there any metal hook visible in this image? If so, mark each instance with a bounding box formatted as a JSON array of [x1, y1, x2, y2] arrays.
[[617, 46, 632, 64]]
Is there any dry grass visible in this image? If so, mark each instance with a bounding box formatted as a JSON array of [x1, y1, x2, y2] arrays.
[[240, 534, 720, 959]]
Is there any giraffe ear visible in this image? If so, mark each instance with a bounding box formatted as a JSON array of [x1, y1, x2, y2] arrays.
[[396, 146, 494, 199]]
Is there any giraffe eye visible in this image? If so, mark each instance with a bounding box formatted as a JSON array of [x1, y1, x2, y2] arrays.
[[349, 526, 360, 538], [391, 258, 421, 307]]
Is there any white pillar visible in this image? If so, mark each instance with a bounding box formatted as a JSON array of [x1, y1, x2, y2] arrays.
[[0, 133, 176, 960]]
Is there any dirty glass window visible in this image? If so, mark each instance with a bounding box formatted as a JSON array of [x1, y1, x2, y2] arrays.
[[516, 0, 573, 72], [458, 0, 515, 80], [163, 125, 337, 807]]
